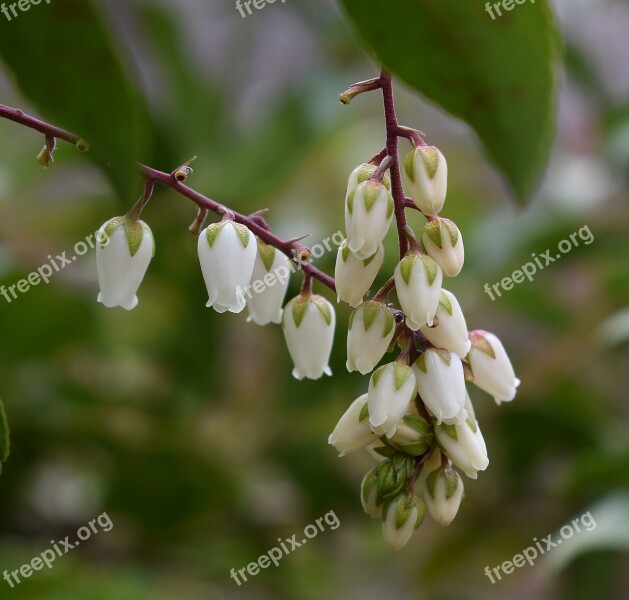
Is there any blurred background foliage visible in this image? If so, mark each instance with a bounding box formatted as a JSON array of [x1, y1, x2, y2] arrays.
[[0, 0, 627, 598]]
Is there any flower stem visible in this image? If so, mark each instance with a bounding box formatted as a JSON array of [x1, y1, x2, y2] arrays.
[[380, 70, 412, 259], [0, 102, 336, 293]]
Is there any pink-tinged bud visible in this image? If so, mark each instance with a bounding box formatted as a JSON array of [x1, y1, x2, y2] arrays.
[[468, 330, 520, 404]]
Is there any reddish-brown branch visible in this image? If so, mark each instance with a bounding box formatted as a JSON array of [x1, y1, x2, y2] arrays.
[[0, 102, 336, 293], [380, 70, 411, 259]]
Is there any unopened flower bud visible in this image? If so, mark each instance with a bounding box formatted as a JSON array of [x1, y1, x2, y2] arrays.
[[368, 361, 417, 438], [96, 216, 154, 310], [468, 330, 520, 404], [394, 252, 443, 330], [381, 492, 425, 551], [346, 162, 391, 197], [422, 217, 464, 277], [403, 146, 447, 216], [388, 414, 433, 456], [435, 417, 489, 479], [361, 468, 384, 518], [335, 240, 384, 307], [423, 465, 464, 526], [328, 394, 378, 456], [345, 180, 394, 260], [246, 241, 291, 325], [198, 221, 257, 314], [282, 294, 335, 380], [420, 290, 471, 359], [347, 301, 395, 375], [375, 454, 416, 500]]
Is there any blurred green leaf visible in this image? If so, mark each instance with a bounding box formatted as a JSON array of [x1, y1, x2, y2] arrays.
[[339, 0, 557, 201], [0, 0, 148, 199], [0, 398, 8, 467]]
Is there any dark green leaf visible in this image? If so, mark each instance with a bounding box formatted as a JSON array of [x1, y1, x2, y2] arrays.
[[0, 0, 148, 199], [339, 0, 558, 202]]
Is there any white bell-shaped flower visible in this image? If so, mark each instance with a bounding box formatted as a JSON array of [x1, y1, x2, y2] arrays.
[[422, 465, 464, 526], [403, 145, 448, 216], [246, 240, 291, 325], [347, 301, 396, 375], [422, 217, 464, 277], [420, 290, 471, 359], [96, 216, 154, 310], [335, 240, 384, 308], [413, 349, 467, 424], [345, 162, 390, 197], [361, 468, 384, 518], [381, 492, 425, 551], [468, 330, 520, 404], [328, 394, 378, 456], [198, 220, 257, 314], [435, 417, 489, 479], [345, 180, 394, 260], [394, 252, 443, 330], [368, 361, 416, 438], [282, 294, 335, 380]]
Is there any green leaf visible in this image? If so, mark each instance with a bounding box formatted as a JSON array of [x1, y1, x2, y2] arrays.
[[0, 398, 9, 470], [0, 0, 149, 200], [339, 0, 557, 202]]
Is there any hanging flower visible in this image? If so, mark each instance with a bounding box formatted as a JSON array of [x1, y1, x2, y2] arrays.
[[420, 290, 471, 359], [246, 240, 291, 325], [468, 330, 521, 404], [328, 394, 379, 456], [96, 216, 154, 310], [403, 145, 448, 216], [282, 293, 336, 380], [345, 180, 394, 260], [346, 301, 396, 375], [335, 240, 384, 308], [394, 252, 443, 330], [421, 217, 464, 277], [198, 220, 257, 314]]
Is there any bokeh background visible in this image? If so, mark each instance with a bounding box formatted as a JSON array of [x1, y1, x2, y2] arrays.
[[0, 0, 628, 598]]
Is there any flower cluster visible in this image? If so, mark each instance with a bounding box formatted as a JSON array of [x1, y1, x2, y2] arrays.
[[329, 144, 520, 550], [95, 214, 337, 380], [89, 74, 519, 551]]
